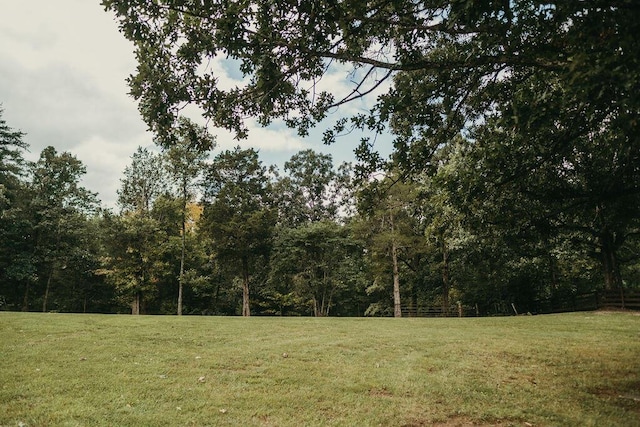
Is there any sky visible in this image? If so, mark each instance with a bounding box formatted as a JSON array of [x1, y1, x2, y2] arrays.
[[0, 1, 392, 210]]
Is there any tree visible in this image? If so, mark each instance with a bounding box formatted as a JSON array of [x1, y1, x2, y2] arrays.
[[104, 2, 639, 295], [118, 146, 168, 214], [356, 174, 426, 317], [0, 107, 32, 309], [200, 147, 275, 316], [103, 1, 639, 154], [0, 106, 28, 208], [110, 146, 171, 314], [269, 221, 365, 316], [164, 117, 215, 315], [441, 66, 640, 292], [100, 211, 171, 314], [420, 179, 467, 314], [104, 1, 639, 297], [28, 146, 99, 312], [273, 149, 352, 227], [384, 140, 476, 314]]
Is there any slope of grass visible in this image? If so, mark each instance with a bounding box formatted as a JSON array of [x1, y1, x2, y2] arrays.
[[1, 312, 638, 426]]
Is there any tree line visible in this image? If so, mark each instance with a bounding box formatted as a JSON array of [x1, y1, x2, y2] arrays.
[[1, 107, 638, 316], [3, 1, 640, 315]]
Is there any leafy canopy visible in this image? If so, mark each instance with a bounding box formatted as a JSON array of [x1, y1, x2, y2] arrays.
[[103, 1, 639, 172]]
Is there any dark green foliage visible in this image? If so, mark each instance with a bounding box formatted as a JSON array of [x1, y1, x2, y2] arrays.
[[269, 221, 368, 316], [0, 140, 104, 312], [0, 109, 32, 310], [0, 106, 28, 206], [26, 147, 100, 312], [201, 147, 276, 316], [272, 149, 355, 226], [101, 1, 639, 156], [99, 210, 172, 314], [106, 147, 171, 313]]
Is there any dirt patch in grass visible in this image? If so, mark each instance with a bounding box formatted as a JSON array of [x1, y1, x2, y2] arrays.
[[369, 386, 393, 397], [589, 381, 640, 414], [403, 415, 522, 427]]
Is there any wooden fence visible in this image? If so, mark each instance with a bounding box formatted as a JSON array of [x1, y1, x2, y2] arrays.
[[599, 289, 640, 310], [401, 289, 640, 317], [401, 302, 480, 318], [532, 291, 600, 314]]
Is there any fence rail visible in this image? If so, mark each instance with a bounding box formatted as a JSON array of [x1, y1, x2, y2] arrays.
[[533, 291, 600, 314], [401, 302, 480, 318], [401, 289, 640, 317], [600, 290, 640, 310]]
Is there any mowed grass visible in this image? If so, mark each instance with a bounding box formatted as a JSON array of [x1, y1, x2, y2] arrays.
[[1, 312, 639, 426]]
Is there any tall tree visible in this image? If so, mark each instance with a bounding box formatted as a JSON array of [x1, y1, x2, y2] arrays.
[[100, 210, 170, 314], [201, 147, 275, 316], [0, 106, 28, 207], [413, 143, 472, 314], [441, 68, 640, 292], [356, 174, 425, 317], [112, 146, 170, 314], [164, 117, 215, 315], [29, 146, 99, 312], [0, 107, 32, 309], [104, 1, 639, 299]]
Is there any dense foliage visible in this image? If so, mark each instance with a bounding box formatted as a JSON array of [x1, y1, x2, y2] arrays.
[[1, 103, 637, 315]]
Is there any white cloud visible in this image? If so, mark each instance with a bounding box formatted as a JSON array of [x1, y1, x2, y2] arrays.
[[0, 0, 135, 79], [0, 1, 149, 209], [215, 122, 307, 152]]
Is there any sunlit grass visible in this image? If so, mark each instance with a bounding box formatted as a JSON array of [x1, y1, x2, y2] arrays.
[[1, 312, 638, 426]]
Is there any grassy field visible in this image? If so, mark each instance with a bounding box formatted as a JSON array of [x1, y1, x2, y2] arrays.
[[1, 312, 638, 426]]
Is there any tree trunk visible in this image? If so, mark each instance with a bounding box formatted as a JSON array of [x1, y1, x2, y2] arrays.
[[441, 240, 450, 316], [596, 206, 622, 290], [315, 270, 332, 317], [177, 207, 186, 316], [600, 229, 621, 290], [213, 282, 220, 311], [316, 298, 324, 317], [548, 251, 559, 292], [390, 213, 402, 318], [131, 291, 141, 315], [42, 267, 54, 312], [242, 258, 250, 316], [43, 221, 62, 313], [22, 282, 30, 312], [391, 240, 402, 318], [326, 285, 334, 317]]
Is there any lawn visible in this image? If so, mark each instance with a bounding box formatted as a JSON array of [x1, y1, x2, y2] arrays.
[[1, 312, 638, 426]]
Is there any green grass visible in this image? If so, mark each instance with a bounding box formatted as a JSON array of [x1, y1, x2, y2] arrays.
[[1, 312, 639, 426]]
